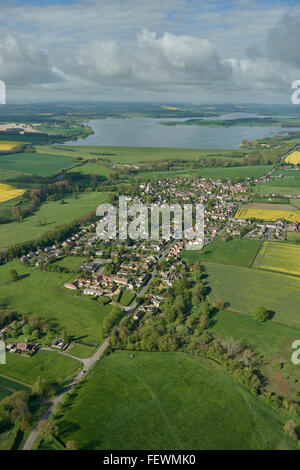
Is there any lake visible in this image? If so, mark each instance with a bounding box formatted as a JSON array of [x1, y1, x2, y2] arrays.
[[66, 116, 298, 149]]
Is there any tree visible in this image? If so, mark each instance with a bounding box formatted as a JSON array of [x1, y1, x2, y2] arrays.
[[253, 306, 268, 323], [38, 419, 58, 441], [283, 420, 297, 440], [9, 268, 19, 283]]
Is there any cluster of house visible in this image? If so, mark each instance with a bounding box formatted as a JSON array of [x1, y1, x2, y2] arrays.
[[133, 294, 164, 321], [245, 220, 300, 240], [5, 342, 38, 355]]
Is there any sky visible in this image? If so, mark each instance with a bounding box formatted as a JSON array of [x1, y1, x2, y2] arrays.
[[1, 0, 300, 104]]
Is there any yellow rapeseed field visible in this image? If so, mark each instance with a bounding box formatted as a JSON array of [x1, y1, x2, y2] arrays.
[[285, 151, 300, 165], [0, 141, 21, 151], [0, 183, 25, 203], [235, 204, 300, 222], [253, 242, 300, 276]]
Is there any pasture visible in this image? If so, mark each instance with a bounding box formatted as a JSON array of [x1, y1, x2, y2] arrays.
[[0, 191, 109, 249], [54, 351, 297, 450], [182, 238, 261, 267], [0, 261, 114, 345], [0, 152, 73, 176], [254, 176, 300, 196], [2, 350, 81, 385], [137, 166, 270, 180], [205, 262, 300, 328], [35, 145, 237, 164], [253, 242, 300, 276], [235, 203, 300, 222], [209, 310, 300, 401], [0, 375, 29, 401], [0, 183, 25, 203], [69, 163, 113, 177]]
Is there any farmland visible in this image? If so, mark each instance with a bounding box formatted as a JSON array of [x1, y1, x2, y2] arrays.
[[254, 176, 300, 196], [0, 261, 114, 344], [253, 242, 300, 276], [0, 141, 27, 152], [285, 151, 300, 165], [0, 191, 109, 249], [205, 262, 300, 328], [137, 165, 270, 180], [235, 203, 300, 222], [0, 183, 25, 203], [52, 351, 297, 450], [0, 152, 73, 176], [182, 238, 261, 267], [35, 145, 238, 164]]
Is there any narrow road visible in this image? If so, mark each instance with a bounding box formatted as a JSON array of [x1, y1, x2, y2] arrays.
[[23, 336, 111, 450], [257, 144, 299, 181]]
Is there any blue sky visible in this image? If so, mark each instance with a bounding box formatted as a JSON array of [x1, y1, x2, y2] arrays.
[[1, 0, 300, 103]]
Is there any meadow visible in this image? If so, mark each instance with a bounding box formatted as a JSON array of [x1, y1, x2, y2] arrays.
[[53, 351, 297, 450], [0, 375, 29, 400], [0, 191, 109, 249], [254, 176, 300, 196], [235, 203, 300, 222], [209, 310, 300, 400], [205, 262, 300, 328], [253, 242, 300, 276], [35, 145, 237, 164], [182, 238, 261, 267], [285, 151, 300, 165], [137, 166, 270, 180], [0, 152, 73, 176], [0, 183, 25, 203], [69, 162, 113, 177], [1, 350, 80, 386], [0, 261, 114, 345]]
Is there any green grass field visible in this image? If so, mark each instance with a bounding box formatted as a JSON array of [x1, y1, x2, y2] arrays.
[[253, 242, 300, 276], [0, 261, 114, 344], [209, 310, 300, 400], [286, 232, 300, 242], [137, 165, 270, 180], [0, 153, 73, 176], [69, 163, 113, 177], [35, 145, 238, 164], [0, 375, 29, 400], [1, 350, 80, 386], [54, 351, 297, 450], [205, 262, 300, 328], [254, 176, 300, 196], [0, 191, 109, 249], [119, 290, 136, 306], [183, 238, 261, 267]]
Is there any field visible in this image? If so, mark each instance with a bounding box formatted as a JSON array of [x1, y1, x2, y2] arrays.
[[253, 242, 300, 276], [35, 145, 237, 164], [254, 176, 300, 196], [137, 166, 270, 180], [0, 191, 109, 249], [235, 203, 300, 222], [69, 163, 113, 177], [0, 261, 114, 344], [183, 238, 261, 267], [209, 310, 300, 400], [0, 141, 26, 152], [53, 351, 297, 450], [205, 262, 300, 328], [1, 350, 80, 386], [286, 231, 300, 242], [285, 151, 300, 165], [0, 183, 25, 203], [0, 152, 73, 176], [0, 375, 29, 400], [119, 290, 136, 306]]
